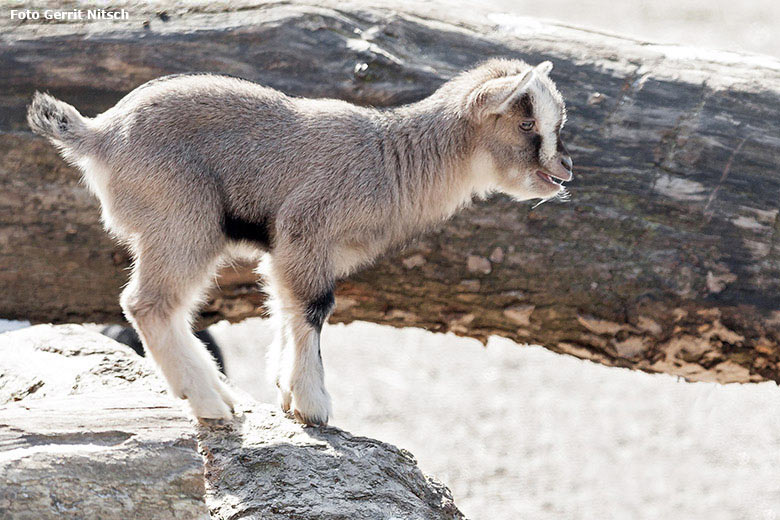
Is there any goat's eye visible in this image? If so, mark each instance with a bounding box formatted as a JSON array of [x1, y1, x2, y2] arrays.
[[519, 120, 535, 132]]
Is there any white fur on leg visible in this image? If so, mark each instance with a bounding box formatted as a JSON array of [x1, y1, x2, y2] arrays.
[[261, 257, 331, 425], [266, 319, 293, 412], [284, 317, 332, 426], [263, 280, 294, 412], [136, 309, 237, 420]]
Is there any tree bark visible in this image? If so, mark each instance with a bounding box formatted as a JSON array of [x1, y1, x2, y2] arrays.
[[0, 324, 464, 520], [1, 0, 778, 384]]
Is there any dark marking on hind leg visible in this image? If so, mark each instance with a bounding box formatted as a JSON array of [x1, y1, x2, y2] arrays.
[[305, 289, 335, 332]]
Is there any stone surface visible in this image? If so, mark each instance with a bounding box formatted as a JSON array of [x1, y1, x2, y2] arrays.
[[0, 325, 463, 520], [199, 409, 463, 520], [0, 325, 210, 520]]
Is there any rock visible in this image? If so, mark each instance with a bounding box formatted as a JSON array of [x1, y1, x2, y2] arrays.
[[0, 324, 209, 520], [200, 410, 463, 520], [0, 325, 463, 520]]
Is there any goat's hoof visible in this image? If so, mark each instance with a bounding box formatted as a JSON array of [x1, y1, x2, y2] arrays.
[[185, 378, 238, 421], [199, 417, 227, 427], [286, 382, 331, 426], [294, 408, 328, 427], [277, 388, 292, 413]]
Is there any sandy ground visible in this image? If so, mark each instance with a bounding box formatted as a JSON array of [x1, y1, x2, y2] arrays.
[[210, 318, 780, 520], [474, 0, 779, 58]]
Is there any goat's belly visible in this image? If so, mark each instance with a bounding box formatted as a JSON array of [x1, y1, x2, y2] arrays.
[[331, 243, 378, 278]]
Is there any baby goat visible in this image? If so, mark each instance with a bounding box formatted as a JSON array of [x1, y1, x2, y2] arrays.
[[28, 58, 573, 426]]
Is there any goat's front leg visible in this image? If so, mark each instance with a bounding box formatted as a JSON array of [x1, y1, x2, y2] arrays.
[[286, 307, 332, 426], [264, 255, 334, 426]]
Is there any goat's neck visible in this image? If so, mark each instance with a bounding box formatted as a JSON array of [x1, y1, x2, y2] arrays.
[[381, 99, 494, 234]]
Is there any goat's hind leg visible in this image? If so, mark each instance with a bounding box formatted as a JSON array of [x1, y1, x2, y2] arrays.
[[121, 238, 237, 420]]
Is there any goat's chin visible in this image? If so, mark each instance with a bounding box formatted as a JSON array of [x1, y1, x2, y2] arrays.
[[526, 177, 568, 203], [537, 185, 565, 199], [500, 177, 562, 202]]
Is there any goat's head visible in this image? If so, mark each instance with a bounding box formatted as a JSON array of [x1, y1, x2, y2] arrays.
[[465, 60, 573, 202]]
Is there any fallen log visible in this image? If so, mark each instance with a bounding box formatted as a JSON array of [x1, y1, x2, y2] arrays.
[[0, 324, 463, 519], [0, 0, 778, 383]]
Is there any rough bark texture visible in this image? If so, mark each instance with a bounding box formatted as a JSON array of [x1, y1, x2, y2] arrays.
[[0, 0, 778, 384], [0, 325, 463, 520]]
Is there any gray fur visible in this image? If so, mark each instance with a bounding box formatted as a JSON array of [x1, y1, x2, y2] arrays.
[[28, 58, 572, 425]]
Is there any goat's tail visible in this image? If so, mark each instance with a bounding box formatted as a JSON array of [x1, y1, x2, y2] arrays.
[[27, 92, 91, 156]]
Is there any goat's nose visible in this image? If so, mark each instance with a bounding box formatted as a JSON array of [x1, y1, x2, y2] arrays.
[[561, 155, 573, 172]]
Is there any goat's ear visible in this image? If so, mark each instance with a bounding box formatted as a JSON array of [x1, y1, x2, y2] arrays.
[[536, 61, 553, 75], [467, 68, 535, 120]]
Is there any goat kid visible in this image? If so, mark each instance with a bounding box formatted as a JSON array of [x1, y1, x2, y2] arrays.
[[28, 58, 573, 426]]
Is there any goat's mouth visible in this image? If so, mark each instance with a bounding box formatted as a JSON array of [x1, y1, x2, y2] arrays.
[[535, 170, 568, 187]]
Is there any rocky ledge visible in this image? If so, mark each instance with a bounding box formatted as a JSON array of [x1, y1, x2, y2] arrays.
[[0, 324, 463, 520]]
